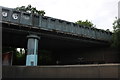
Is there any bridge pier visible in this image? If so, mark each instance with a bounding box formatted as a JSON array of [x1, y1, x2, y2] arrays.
[[26, 34, 40, 66]]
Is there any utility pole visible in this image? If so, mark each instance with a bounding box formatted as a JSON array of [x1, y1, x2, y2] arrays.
[[118, 1, 120, 18]]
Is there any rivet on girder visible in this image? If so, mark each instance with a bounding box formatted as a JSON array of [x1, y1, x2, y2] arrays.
[[12, 13, 18, 20], [2, 11, 8, 17]]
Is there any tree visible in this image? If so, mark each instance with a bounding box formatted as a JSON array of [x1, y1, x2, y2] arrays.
[[112, 17, 120, 48], [15, 5, 45, 16], [75, 20, 94, 27], [106, 29, 110, 32]]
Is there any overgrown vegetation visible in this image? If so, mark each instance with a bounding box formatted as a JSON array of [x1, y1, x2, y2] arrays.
[[112, 17, 120, 49], [15, 4, 45, 16], [12, 50, 26, 65], [75, 20, 94, 28]]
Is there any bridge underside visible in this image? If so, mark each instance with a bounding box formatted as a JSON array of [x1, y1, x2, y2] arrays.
[[2, 22, 120, 65], [2, 22, 110, 50]]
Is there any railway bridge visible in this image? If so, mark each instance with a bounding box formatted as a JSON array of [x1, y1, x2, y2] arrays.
[[1, 6, 113, 66], [1, 6, 120, 79]]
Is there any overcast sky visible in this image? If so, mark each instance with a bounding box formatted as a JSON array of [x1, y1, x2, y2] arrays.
[[0, 0, 119, 31]]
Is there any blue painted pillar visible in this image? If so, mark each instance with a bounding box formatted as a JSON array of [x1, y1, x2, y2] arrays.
[[26, 35, 40, 66]]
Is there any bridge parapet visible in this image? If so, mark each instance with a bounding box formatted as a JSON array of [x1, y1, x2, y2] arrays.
[[1, 6, 112, 42]]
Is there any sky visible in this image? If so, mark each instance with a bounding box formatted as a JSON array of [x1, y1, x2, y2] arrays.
[[0, 0, 119, 31]]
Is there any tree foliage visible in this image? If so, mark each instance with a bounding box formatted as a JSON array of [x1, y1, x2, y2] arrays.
[[75, 20, 94, 27], [15, 5, 45, 16], [112, 17, 120, 48], [2, 47, 26, 65]]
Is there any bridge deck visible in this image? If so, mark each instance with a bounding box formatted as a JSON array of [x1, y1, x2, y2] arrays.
[[1, 6, 112, 44]]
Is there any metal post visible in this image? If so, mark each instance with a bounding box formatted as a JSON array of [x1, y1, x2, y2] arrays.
[[26, 34, 40, 66], [118, 1, 120, 19]]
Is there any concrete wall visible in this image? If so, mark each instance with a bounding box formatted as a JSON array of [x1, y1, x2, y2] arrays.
[[2, 64, 120, 78]]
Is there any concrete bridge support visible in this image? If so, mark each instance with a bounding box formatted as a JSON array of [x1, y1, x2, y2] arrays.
[[26, 34, 40, 66]]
